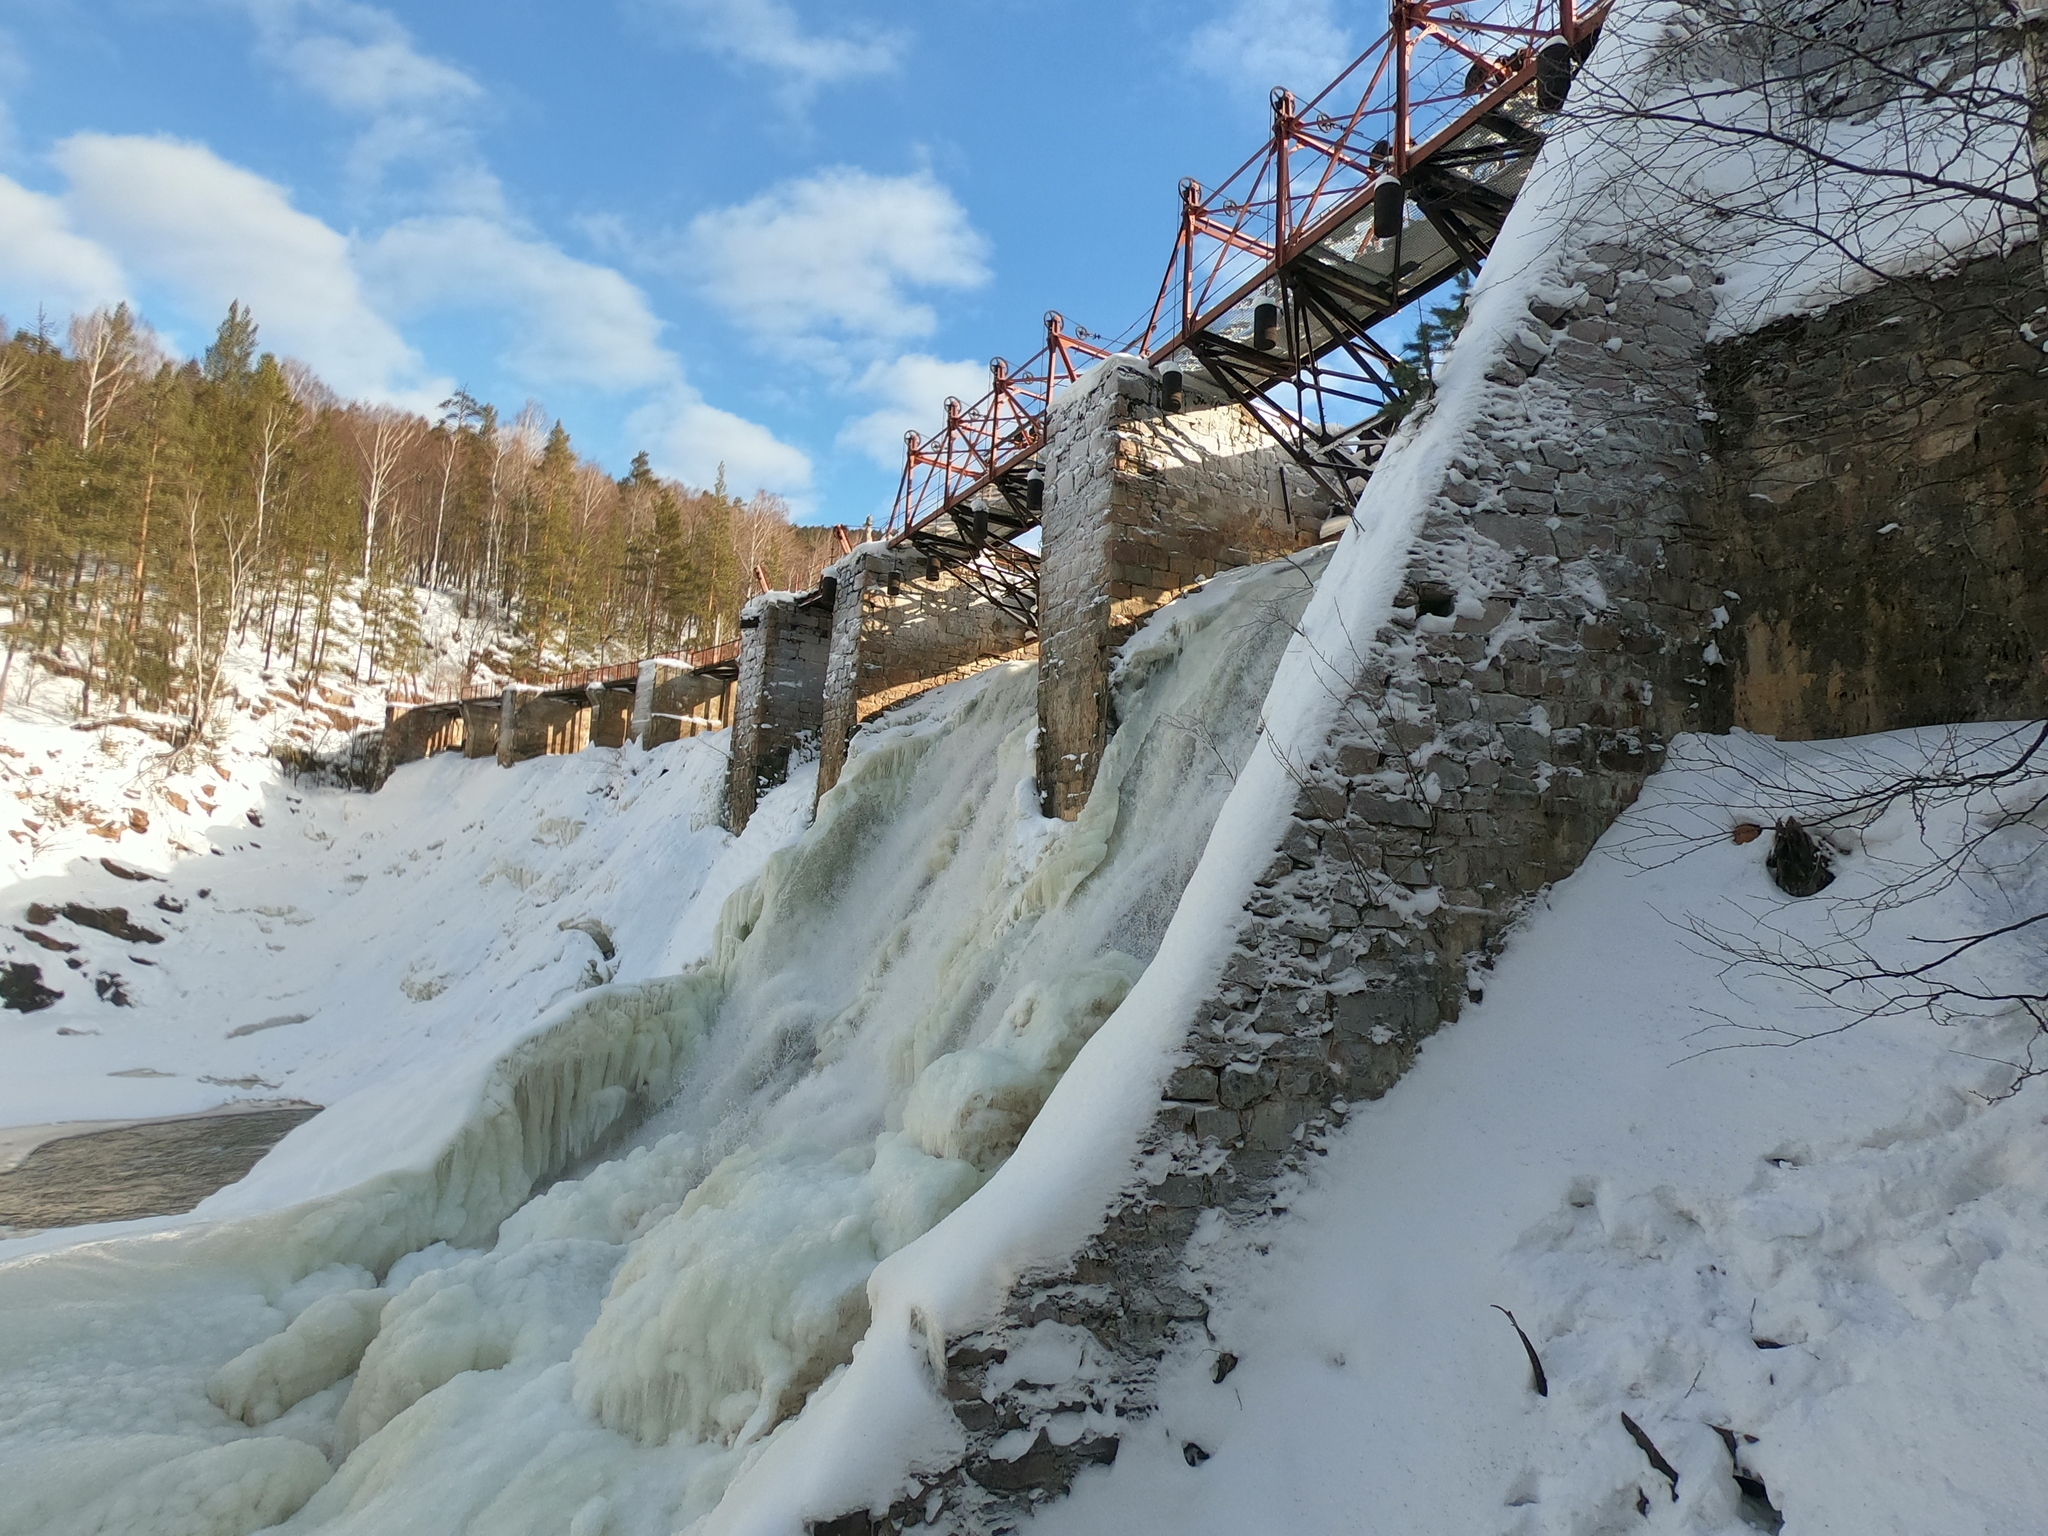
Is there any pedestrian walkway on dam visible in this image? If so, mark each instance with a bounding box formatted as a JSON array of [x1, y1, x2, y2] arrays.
[[379, 643, 742, 779]]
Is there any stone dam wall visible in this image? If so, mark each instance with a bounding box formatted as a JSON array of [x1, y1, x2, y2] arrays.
[[1700, 245, 2048, 737], [732, 378, 1331, 827], [815, 546, 1036, 802]]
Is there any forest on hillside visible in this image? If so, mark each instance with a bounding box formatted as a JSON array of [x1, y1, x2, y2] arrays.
[[0, 302, 837, 737]]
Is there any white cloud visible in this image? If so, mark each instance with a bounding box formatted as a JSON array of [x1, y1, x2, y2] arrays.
[[55, 132, 425, 399], [235, 0, 492, 204], [641, 0, 901, 97], [689, 168, 989, 356], [629, 386, 813, 497], [271, 30, 479, 115], [0, 175, 130, 321], [239, 0, 481, 113], [835, 353, 989, 469], [1187, 0, 1355, 95], [1, 84, 811, 493], [364, 216, 674, 391]]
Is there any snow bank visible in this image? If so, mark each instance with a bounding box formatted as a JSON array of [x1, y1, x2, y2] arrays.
[[1028, 726, 2048, 1535]]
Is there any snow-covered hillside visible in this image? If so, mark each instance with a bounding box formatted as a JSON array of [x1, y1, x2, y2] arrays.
[[0, 583, 516, 892], [1032, 726, 2048, 1535], [0, 1, 2040, 1531]]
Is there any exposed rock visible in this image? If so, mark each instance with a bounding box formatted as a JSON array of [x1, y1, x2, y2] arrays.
[[0, 962, 61, 1012], [557, 916, 617, 961], [965, 1429, 1118, 1493], [1766, 818, 1835, 898], [58, 903, 164, 945]]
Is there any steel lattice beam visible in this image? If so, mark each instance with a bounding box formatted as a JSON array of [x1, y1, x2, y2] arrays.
[[877, 0, 1610, 600]]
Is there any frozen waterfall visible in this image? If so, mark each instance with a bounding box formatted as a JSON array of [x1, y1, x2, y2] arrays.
[[0, 548, 1327, 1536]]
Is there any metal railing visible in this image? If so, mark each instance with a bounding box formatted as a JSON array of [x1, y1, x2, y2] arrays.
[[880, 0, 1608, 558]]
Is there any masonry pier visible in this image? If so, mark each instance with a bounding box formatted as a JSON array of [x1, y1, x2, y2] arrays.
[[724, 592, 833, 832], [458, 697, 501, 761], [378, 701, 464, 778], [813, 545, 1037, 801], [1034, 360, 1333, 818], [497, 686, 591, 766], [631, 657, 738, 751], [585, 681, 635, 749]]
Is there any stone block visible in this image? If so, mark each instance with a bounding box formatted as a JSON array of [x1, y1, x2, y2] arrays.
[[1242, 1099, 1296, 1153], [1335, 741, 1383, 775], [459, 697, 500, 760], [1344, 789, 1428, 826], [587, 685, 633, 749], [1218, 1063, 1270, 1110], [498, 687, 589, 767]]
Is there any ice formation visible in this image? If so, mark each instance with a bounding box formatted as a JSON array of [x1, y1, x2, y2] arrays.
[[210, 1286, 387, 1428], [0, 546, 1324, 1534]]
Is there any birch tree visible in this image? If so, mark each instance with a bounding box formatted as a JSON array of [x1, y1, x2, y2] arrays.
[[351, 405, 422, 578]]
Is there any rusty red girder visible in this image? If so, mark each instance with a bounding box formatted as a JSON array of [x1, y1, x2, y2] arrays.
[[884, 314, 1114, 541], [883, 0, 1610, 550], [1140, 0, 1608, 352]]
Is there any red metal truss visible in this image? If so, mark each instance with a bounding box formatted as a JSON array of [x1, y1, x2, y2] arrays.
[[1140, 0, 1609, 352], [882, 0, 1611, 557], [885, 314, 1114, 541]]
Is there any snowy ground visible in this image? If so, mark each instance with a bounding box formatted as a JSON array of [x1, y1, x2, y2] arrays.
[[1031, 726, 2048, 1536], [0, 4, 2038, 1524], [0, 726, 819, 1243]]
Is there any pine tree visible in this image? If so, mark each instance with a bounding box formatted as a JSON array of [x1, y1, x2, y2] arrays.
[[0, 297, 833, 733], [1385, 271, 1472, 426]]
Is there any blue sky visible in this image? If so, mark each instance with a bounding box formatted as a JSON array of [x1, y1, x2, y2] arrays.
[[0, 0, 1364, 523]]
